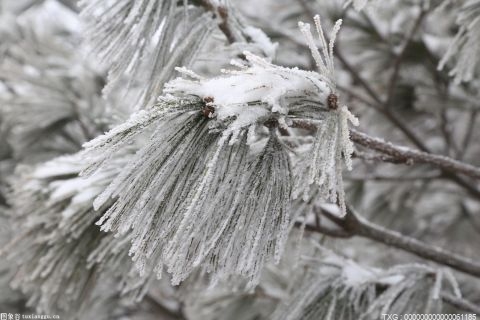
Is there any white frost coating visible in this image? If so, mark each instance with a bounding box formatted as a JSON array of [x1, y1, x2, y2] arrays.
[[5, 151, 147, 313], [166, 51, 331, 140], [243, 26, 278, 59], [273, 246, 458, 320], [79, 16, 359, 287], [295, 17, 359, 216], [342, 260, 377, 286]]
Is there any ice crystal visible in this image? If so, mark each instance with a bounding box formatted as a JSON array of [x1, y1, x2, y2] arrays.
[[438, 0, 480, 83], [165, 51, 332, 125]]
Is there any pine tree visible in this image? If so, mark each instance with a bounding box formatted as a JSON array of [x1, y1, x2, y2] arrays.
[[1, 0, 480, 319]]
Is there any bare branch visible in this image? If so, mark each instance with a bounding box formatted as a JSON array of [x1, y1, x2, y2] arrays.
[[350, 129, 480, 179], [348, 208, 480, 278], [198, 0, 241, 44], [292, 120, 480, 181], [303, 206, 480, 278], [441, 293, 480, 314], [384, 8, 427, 111]]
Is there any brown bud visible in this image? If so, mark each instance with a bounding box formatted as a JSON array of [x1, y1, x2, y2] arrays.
[[327, 93, 339, 110], [202, 105, 215, 118], [203, 96, 214, 104], [201, 96, 215, 118]]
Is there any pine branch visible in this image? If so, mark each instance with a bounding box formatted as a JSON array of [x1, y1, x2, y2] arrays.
[[291, 3, 480, 201], [350, 129, 480, 179], [305, 206, 480, 278], [292, 120, 480, 181]]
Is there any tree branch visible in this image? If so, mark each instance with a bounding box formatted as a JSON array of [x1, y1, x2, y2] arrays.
[[441, 293, 480, 314], [350, 129, 480, 179], [292, 120, 480, 181], [384, 8, 427, 112], [198, 0, 240, 44], [349, 209, 480, 278], [303, 206, 480, 278]]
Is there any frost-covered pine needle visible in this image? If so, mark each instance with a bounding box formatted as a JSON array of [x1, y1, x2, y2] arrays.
[[272, 249, 455, 320], [296, 16, 359, 216], [3, 152, 149, 313], [82, 20, 358, 283], [82, 89, 294, 286], [79, 0, 214, 108]]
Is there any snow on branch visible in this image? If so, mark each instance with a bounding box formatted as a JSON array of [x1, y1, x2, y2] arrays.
[[79, 15, 360, 286]]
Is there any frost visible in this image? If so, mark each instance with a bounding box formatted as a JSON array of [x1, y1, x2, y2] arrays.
[[80, 16, 360, 286], [0, 15, 108, 163], [3, 152, 149, 313], [341, 261, 377, 287], [166, 50, 332, 136], [79, 0, 214, 108], [243, 26, 278, 59], [272, 249, 456, 320], [82, 92, 293, 287], [295, 16, 359, 216]]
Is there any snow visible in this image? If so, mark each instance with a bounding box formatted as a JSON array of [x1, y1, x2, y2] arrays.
[[243, 26, 278, 59], [342, 260, 377, 286], [166, 51, 331, 139]]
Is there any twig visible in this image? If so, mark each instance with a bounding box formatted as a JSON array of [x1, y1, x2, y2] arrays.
[[439, 108, 457, 156], [349, 209, 480, 278], [384, 8, 427, 112], [337, 84, 377, 107], [198, 0, 240, 44], [352, 150, 407, 164], [346, 172, 440, 182], [304, 207, 480, 278], [350, 129, 480, 179], [441, 293, 480, 314], [334, 47, 384, 105], [291, 120, 480, 180]]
